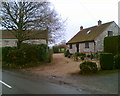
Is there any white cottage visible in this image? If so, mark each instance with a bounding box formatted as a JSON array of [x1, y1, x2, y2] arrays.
[[66, 20, 120, 54], [0, 30, 47, 47]]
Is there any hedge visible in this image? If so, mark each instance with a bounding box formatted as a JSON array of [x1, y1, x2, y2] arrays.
[[2, 43, 52, 66], [114, 54, 120, 69], [80, 61, 98, 74], [100, 53, 114, 70], [104, 35, 120, 55]]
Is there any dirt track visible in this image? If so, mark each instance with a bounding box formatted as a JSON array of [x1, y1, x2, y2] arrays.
[[25, 53, 81, 76]]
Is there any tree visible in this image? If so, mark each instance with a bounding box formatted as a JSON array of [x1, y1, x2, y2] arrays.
[[0, 1, 64, 48]]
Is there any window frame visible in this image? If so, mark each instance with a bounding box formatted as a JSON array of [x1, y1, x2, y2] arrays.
[[69, 44, 72, 49], [108, 31, 113, 36], [85, 42, 89, 48]]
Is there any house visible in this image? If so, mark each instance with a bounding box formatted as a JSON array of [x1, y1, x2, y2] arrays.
[[66, 20, 120, 54], [0, 30, 48, 47]]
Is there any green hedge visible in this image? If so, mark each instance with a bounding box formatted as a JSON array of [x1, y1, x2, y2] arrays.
[[100, 53, 114, 70], [114, 54, 120, 69], [2, 43, 52, 66], [104, 35, 120, 55], [53, 46, 65, 53], [80, 61, 98, 74]]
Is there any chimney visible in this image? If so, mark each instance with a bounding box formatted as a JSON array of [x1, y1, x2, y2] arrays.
[[98, 20, 102, 25], [80, 26, 83, 31]]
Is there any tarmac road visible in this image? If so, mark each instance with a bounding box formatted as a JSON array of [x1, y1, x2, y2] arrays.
[[1, 70, 89, 94]]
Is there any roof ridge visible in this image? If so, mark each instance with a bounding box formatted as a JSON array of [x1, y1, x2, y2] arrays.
[[67, 21, 115, 44]]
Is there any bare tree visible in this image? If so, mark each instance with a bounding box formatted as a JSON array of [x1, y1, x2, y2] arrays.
[[0, 0, 64, 48]]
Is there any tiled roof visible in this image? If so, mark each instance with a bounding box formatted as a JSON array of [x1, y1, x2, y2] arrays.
[[67, 21, 114, 44], [0, 30, 47, 39]]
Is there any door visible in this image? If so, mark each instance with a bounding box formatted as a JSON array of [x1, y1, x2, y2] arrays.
[[76, 43, 79, 52]]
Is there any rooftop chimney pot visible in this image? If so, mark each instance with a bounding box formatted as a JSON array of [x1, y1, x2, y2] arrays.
[[80, 26, 83, 31], [98, 20, 102, 25]]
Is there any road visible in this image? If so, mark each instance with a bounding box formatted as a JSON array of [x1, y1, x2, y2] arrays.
[[1, 70, 89, 94]]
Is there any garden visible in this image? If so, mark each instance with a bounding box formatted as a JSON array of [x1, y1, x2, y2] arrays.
[[64, 35, 120, 74]]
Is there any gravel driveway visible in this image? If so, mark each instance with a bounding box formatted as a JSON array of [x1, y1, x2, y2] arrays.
[[22, 53, 119, 94]]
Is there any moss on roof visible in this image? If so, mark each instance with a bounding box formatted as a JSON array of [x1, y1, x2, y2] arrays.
[[1, 30, 47, 39], [67, 21, 114, 44]]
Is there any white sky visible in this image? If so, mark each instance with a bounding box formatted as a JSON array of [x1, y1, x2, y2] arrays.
[[50, 0, 119, 42]]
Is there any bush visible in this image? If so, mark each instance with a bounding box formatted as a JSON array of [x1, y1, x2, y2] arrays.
[[2, 43, 52, 67], [80, 61, 98, 74], [90, 53, 94, 60], [64, 50, 70, 57], [80, 56, 84, 60], [87, 54, 91, 58], [104, 35, 120, 55], [100, 53, 114, 70], [46, 49, 53, 63], [114, 54, 120, 69], [78, 52, 86, 57], [53, 46, 59, 53], [2, 47, 16, 63]]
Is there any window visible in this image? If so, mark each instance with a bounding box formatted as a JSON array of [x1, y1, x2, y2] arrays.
[[85, 42, 89, 48], [86, 30, 91, 34], [69, 44, 72, 49], [108, 31, 113, 36]]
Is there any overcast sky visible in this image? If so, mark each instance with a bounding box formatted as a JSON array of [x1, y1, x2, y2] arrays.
[[50, 0, 119, 42]]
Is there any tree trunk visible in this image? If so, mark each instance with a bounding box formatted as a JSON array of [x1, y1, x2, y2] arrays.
[[17, 40, 22, 49]]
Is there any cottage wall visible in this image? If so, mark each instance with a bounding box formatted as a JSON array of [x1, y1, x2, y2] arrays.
[[79, 42, 95, 53], [67, 44, 76, 53], [23, 39, 46, 44], [95, 22, 119, 52], [0, 39, 47, 47], [67, 42, 95, 54], [1, 39, 17, 47]]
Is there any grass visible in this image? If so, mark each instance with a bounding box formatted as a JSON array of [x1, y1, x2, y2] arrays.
[[2, 61, 49, 69], [70, 69, 119, 76]]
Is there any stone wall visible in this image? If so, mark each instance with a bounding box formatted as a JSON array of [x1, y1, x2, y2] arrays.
[[79, 42, 94, 53], [67, 42, 95, 54], [0, 39, 47, 47], [95, 22, 119, 52], [1, 39, 17, 47]]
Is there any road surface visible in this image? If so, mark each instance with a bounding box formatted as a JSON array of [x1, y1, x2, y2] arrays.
[[1, 70, 89, 94]]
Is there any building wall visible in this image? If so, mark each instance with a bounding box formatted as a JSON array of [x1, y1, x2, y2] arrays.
[[79, 42, 94, 53], [67, 22, 119, 54], [23, 39, 46, 44], [67, 42, 95, 54], [95, 22, 119, 52], [0, 39, 17, 47], [67, 44, 76, 53], [0, 39, 47, 47]]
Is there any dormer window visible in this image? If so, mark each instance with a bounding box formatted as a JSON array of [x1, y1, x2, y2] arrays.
[[87, 30, 91, 34], [108, 31, 113, 36]]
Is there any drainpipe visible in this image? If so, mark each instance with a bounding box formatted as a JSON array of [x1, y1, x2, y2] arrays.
[[94, 41, 96, 54]]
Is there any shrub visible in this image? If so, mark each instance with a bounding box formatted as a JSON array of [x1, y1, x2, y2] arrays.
[[2, 43, 52, 67], [80, 56, 84, 60], [79, 52, 86, 57], [90, 53, 94, 60], [36, 44, 48, 62], [73, 52, 79, 61], [104, 35, 120, 55], [100, 53, 114, 70], [87, 54, 91, 58], [46, 49, 53, 63], [80, 61, 98, 74], [2, 47, 16, 63], [114, 54, 120, 69], [53, 46, 59, 53], [64, 50, 70, 57]]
